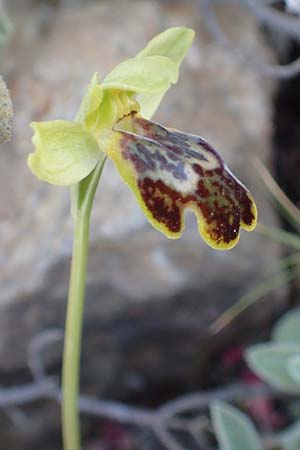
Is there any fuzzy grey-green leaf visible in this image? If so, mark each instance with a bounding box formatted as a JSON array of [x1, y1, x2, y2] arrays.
[[272, 307, 300, 343], [210, 401, 262, 450], [246, 343, 300, 393]]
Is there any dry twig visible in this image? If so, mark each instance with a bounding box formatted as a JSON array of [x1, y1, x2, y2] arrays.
[[0, 330, 278, 450]]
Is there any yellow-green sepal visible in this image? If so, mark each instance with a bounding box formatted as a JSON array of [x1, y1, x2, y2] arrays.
[[137, 27, 195, 66], [102, 55, 178, 93], [28, 120, 102, 186], [136, 27, 194, 118]]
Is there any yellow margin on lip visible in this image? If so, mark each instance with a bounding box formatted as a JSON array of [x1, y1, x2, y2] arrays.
[[107, 132, 258, 250]]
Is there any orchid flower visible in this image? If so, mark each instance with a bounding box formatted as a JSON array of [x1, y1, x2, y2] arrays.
[[27, 27, 258, 450], [28, 27, 257, 250]]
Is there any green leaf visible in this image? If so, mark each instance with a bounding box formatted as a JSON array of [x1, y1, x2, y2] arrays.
[[288, 355, 300, 384], [277, 420, 300, 450], [210, 401, 262, 450], [28, 120, 101, 185], [245, 343, 300, 393], [272, 308, 300, 343]]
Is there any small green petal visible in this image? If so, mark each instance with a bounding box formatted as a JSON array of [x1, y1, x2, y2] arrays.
[[102, 55, 178, 93], [134, 90, 164, 121], [28, 120, 101, 186], [137, 26, 195, 66]]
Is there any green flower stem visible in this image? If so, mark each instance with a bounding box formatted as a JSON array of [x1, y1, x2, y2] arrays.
[[62, 155, 106, 450], [62, 206, 89, 450]]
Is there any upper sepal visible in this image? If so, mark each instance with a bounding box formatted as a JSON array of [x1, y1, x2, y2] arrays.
[[102, 27, 194, 119], [136, 27, 194, 118], [102, 55, 178, 93], [28, 120, 101, 186], [137, 27, 195, 66]]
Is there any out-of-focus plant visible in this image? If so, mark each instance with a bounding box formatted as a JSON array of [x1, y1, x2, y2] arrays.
[[0, 74, 12, 142], [27, 27, 257, 450], [247, 308, 300, 394], [0, 10, 13, 142], [246, 307, 300, 450], [211, 158, 300, 334], [199, 0, 300, 79], [211, 308, 300, 450], [209, 160, 300, 447], [0, 11, 12, 54], [205, 133, 300, 448], [285, 0, 300, 14], [211, 400, 263, 450]]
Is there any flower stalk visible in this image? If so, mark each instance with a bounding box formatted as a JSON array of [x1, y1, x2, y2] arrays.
[[62, 157, 106, 450]]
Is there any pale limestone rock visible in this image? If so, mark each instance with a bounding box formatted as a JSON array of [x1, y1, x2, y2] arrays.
[[0, 0, 281, 373]]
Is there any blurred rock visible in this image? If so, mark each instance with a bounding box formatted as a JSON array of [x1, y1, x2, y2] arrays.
[[0, 0, 281, 388]]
